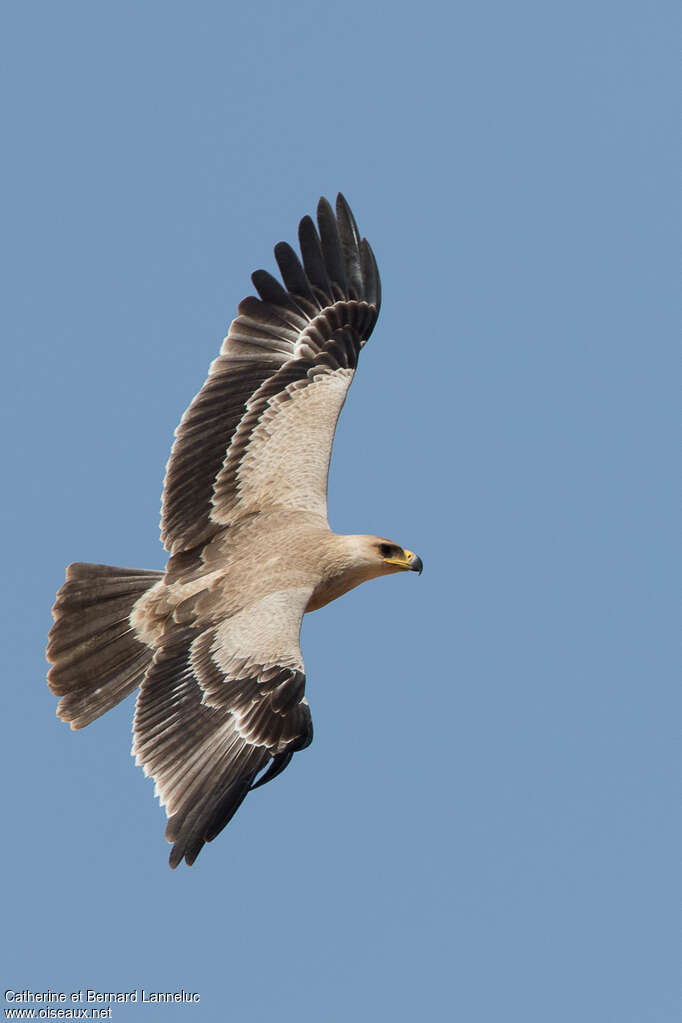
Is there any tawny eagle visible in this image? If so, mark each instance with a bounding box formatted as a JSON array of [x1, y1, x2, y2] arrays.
[[47, 195, 422, 868]]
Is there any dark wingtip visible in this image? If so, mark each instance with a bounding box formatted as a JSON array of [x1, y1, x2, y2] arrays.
[[316, 196, 347, 293], [250, 750, 294, 790], [335, 193, 359, 242], [316, 195, 334, 220]]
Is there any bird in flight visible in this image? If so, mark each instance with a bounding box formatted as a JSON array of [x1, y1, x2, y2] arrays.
[[47, 195, 422, 868]]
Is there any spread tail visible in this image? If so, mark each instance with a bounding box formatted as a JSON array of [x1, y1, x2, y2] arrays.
[[47, 562, 163, 729]]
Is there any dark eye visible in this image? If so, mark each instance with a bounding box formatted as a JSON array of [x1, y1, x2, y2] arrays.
[[379, 543, 399, 559]]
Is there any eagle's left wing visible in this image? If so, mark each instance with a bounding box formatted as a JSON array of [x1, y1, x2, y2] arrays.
[[132, 588, 313, 868]]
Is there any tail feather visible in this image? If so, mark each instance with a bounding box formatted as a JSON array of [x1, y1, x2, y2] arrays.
[[47, 562, 163, 729]]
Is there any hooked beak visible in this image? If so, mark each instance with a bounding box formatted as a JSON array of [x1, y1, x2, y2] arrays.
[[407, 551, 423, 575], [385, 549, 423, 575]]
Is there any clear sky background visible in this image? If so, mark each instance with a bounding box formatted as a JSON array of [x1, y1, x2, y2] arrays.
[[2, 2, 678, 1021]]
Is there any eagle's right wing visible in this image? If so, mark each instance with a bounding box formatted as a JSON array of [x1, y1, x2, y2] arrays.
[[161, 194, 381, 556]]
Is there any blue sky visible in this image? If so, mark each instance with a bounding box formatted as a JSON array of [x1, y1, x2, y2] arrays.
[[2, 1, 678, 1020]]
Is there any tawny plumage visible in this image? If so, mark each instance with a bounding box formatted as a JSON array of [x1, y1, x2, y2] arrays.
[[47, 195, 422, 868]]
